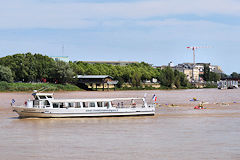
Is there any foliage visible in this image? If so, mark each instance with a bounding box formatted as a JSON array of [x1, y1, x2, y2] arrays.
[[209, 72, 221, 82], [203, 64, 210, 81], [0, 65, 14, 82], [0, 53, 55, 82], [0, 82, 81, 92], [51, 61, 75, 84], [158, 67, 174, 87], [220, 73, 228, 79], [0, 53, 192, 90], [202, 64, 220, 82], [230, 72, 240, 79], [156, 67, 188, 88], [70, 61, 160, 87], [68, 61, 190, 89], [204, 82, 218, 88], [0, 53, 75, 84]]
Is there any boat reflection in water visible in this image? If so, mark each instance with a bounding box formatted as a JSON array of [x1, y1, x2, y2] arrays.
[[12, 91, 155, 118]]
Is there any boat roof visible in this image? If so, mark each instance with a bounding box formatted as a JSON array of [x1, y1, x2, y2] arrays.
[[32, 93, 54, 96], [77, 75, 113, 79], [51, 97, 144, 103]]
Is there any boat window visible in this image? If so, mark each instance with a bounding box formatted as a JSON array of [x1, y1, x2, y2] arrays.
[[44, 100, 50, 105], [97, 102, 103, 107], [104, 102, 110, 107], [39, 96, 46, 99], [68, 103, 74, 107], [89, 102, 95, 107], [60, 103, 64, 108], [53, 103, 59, 108], [47, 96, 52, 99], [83, 102, 88, 108], [33, 100, 39, 106], [75, 102, 81, 108]]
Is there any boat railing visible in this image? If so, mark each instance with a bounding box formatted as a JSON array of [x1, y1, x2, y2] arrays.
[[112, 98, 146, 108], [113, 104, 145, 108]]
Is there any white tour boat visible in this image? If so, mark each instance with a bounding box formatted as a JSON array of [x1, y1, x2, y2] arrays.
[[12, 91, 155, 118]]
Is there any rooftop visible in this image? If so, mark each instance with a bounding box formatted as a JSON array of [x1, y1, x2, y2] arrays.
[[77, 75, 113, 79]]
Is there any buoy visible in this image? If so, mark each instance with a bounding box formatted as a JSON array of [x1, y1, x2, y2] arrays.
[[194, 106, 199, 109], [194, 103, 205, 109], [190, 97, 199, 102]]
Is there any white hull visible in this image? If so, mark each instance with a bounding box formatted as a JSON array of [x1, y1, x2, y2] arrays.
[[13, 107, 155, 118], [12, 92, 156, 118]]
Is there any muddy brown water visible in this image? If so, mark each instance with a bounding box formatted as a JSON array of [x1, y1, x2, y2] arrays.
[[0, 89, 240, 160]]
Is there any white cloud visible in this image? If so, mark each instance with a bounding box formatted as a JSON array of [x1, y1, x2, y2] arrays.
[[0, 0, 240, 28], [135, 19, 231, 28]]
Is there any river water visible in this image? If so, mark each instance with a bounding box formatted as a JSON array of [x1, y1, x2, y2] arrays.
[[0, 89, 240, 160]]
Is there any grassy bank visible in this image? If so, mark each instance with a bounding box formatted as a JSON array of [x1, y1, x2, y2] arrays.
[[204, 83, 218, 88], [0, 81, 217, 92], [0, 82, 82, 92]]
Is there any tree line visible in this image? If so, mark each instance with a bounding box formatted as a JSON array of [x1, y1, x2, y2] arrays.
[[70, 61, 189, 88], [201, 64, 221, 82], [0, 53, 74, 84], [0, 53, 223, 89]]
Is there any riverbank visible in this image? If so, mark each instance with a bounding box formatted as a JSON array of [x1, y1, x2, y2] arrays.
[[0, 82, 82, 92], [0, 81, 217, 92]]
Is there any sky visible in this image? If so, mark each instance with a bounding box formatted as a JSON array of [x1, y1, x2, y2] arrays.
[[1, 0, 240, 74]]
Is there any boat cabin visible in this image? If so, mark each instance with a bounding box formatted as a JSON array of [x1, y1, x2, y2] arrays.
[[28, 92, 54, 108], [26, 92, 147, 109]]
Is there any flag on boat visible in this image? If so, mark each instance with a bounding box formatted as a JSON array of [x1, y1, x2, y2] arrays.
[[152, 94, 157, 102]]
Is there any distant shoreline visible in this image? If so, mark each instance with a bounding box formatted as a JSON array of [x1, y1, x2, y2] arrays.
[[0, 81, 216, 92]]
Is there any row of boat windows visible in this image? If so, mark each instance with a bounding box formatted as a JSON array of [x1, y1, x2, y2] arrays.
[[52, 102, 110, 108], [33, 100, 50, 106], [35, 96, 53, 100]]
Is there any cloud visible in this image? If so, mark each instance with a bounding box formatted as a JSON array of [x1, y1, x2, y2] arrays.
[[0, 0, 240, 29]]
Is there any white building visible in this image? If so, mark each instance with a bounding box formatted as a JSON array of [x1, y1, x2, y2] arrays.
[[51, 56, 70, 62]]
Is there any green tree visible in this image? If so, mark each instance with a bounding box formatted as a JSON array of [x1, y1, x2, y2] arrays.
[[51, 61, 75, 84], [0, 53, 55, 82], [174, 70, 181, 88], [230, 72, 240, 79], [179, 72, 188, 87], [161, 67, 175, 88], [209, 72, 221, 82], [115, 77, 124, 88], [0, 65, 14, 82], [131, 71, 142, 87], [203, 64, 210, 81], [70, 60, 190, 89], [220, 73, 228, 79]]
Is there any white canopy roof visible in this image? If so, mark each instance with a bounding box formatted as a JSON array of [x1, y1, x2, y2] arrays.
[[33, 93, 54, 96], [51, 97, 144, 103]]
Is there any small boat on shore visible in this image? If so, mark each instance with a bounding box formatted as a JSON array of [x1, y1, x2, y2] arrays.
[[12, 91, 155, 118]]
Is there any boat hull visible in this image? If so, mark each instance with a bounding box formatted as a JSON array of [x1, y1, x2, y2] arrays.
[[13, 106, 155, 118]]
